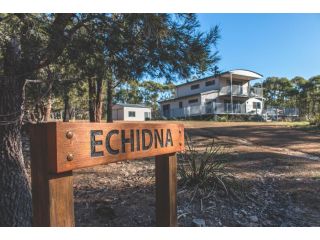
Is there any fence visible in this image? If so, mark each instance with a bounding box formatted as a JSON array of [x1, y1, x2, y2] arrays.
[[265, 107, 299, 117]]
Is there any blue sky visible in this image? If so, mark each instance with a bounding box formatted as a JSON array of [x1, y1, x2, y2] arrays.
[[197, 13, 320, 83]]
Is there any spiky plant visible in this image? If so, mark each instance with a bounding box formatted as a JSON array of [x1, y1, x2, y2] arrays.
[[178, 134, 234, 194]]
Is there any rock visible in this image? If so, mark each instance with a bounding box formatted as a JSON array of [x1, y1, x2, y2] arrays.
[[192, 218, 206, 227], [240, 209, 248, 215], [249, 215, 259, 223]]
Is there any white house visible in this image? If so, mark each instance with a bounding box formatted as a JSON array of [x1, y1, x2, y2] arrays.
[[112, 103, 152, 121], [159, 69, 264, 118]]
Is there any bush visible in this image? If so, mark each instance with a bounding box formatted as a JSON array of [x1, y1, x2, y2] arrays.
[[310, 114, 320, 126], [177, 134, 234, 193], [217, 115, 228, 122], [248, 114, 264, 122]]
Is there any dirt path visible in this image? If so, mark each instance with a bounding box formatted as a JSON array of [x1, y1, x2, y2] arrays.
[[182, 123, 320, 226]]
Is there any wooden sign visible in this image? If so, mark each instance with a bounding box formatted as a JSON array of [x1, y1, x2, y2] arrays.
[[29, 122, 184, 227], [36, 122, 184, 173]]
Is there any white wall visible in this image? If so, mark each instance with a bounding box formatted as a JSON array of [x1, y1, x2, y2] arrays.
[[123, 107, 151, 121], [160, 95, 201, 110], [245, 98, 263, 114], [176, 77, 218, 97], [201, 91, 219, 104]]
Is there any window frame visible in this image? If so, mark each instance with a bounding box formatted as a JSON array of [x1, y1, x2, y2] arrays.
[[205, 80, 215, 87], [190, 84, 200, 90], [128, 111, 136, 117], [188, 98, 198, 104], [253, 102, 261, 109]]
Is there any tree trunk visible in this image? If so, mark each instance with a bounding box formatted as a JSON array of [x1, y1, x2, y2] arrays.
[[95, 77, 103, 122], [63, 94, 71, 122], [88, 78, 96, 122], [106, 78, 113, 123], [43, 94, 52, 122], [0, 76, 32, 226], [88, 77, 103, 123]]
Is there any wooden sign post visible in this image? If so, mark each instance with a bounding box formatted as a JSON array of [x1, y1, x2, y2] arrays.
[[29, 122, 184, 227]]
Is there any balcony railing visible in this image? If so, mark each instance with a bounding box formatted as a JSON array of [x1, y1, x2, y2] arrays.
[[219, 85, 263, 98], [161, 102, 259, 118], [161, 103, 299, 119]]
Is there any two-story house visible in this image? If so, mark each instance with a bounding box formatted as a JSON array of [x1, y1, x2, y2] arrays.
[[159, 69, 264, 118]]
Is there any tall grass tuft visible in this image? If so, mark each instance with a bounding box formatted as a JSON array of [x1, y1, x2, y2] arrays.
[[178, 134, 234, 194]]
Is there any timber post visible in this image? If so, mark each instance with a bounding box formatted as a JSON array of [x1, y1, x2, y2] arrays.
[[30, 124, 74, 227], [155, 153, 177, 227]]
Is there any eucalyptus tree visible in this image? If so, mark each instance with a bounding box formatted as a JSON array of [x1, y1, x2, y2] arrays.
[[140, 80, 175, 117], [307, 75, 320, 117], [263, 77, 293, 108], [291, 76, 309, 118], [114, 79, 143, 104], [0, 13, 90, 226], [66, 18, 106, 122], [114, 79, 175, 118]]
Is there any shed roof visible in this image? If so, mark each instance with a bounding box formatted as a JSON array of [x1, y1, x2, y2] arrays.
[[113, 103, 150, 109]]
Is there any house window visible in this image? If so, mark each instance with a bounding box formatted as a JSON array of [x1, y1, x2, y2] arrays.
[[128, 111, 136, 117], [179, 102, 183, 108], [190, 84, 199, 90], [188, 98, 198, 104], [205, 80, 215, 86], [253, 102, 261, 109]]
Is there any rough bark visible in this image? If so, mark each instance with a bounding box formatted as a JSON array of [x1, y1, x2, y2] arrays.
[[0, 14, 81, 226], [43, 96, 52, 122], [0, 76, 32, 226], [88, 78, 96, 122], [63, 94, 71, 122], [88, 77, 103, 122], [95, 77, 103, 122], [106, 78, 113, 123]]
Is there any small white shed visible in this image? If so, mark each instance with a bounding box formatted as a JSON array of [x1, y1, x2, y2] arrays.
[[112, 104, 152, 121], [245, 98, 263, 115]]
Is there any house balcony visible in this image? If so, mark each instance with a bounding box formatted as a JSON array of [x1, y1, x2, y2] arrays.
[[219, 85, 263, 98]]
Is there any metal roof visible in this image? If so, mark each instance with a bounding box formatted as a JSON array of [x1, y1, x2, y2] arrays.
[[175, 69, 263, 87], [113, 103, 150, 108], [220, 69, 263, 80]]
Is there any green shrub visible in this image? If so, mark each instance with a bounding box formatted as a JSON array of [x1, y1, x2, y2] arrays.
[[310, 114, 320, 126], [217, 115, 228, 122]]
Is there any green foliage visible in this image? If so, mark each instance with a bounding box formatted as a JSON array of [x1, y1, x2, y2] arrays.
[[263, 75, 320, 120], [310, 114, 320, 126], [178, 134, 234, 193], [217, 115, 228, 122], [263, 77, 293, 107], [114, 79, 175, 118]]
